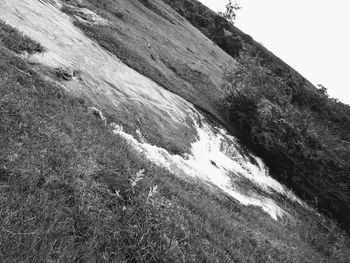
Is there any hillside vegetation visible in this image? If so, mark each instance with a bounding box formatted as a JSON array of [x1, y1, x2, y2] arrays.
[[1, 18, 350, 262], [162, 0, 350, 233], [223, 50, 350, 232]]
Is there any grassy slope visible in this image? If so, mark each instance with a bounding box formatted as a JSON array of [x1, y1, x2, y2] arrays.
[[1, 21, 350, 262]]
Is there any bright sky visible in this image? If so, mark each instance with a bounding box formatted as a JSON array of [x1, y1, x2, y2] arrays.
[[198, 0, 350, 105]]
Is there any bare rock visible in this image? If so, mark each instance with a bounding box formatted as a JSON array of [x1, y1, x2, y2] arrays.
[[88, 106, 107, 125]]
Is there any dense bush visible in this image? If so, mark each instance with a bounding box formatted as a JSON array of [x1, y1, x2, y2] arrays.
[[222, 51, 350, 233]]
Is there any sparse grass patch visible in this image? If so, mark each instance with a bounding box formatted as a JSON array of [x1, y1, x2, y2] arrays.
[[0, 20, 44, 54], [160, 56, 210, 88], [72, 20, 175, 93], [135, 0, 176, 24]]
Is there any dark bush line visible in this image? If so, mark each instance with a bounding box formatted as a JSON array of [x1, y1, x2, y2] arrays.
[[222, 52, 350, 233]]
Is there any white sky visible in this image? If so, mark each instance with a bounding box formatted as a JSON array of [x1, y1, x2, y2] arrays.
[[198, 0, 350, 105]]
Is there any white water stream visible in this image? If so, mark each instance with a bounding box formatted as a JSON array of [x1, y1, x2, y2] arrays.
[[0, 0, 305, 219]]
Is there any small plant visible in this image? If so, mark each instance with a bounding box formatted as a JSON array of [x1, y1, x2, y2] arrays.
[[218, 0, 241, 25], [129, 169, 145, 189], [147, 185, 158, 201]]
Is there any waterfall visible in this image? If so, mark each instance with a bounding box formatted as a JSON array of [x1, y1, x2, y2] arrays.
[[112, 115, 306, 220]]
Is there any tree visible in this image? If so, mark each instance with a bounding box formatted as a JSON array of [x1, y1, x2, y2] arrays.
[[218, 0, 241, 24]]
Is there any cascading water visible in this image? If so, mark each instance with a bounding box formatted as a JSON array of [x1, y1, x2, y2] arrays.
[[112, 115, 305, 220], [0, 0, 306, 220]]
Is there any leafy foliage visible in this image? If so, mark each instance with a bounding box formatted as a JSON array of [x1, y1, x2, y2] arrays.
[[218, 0, 241, 24]]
